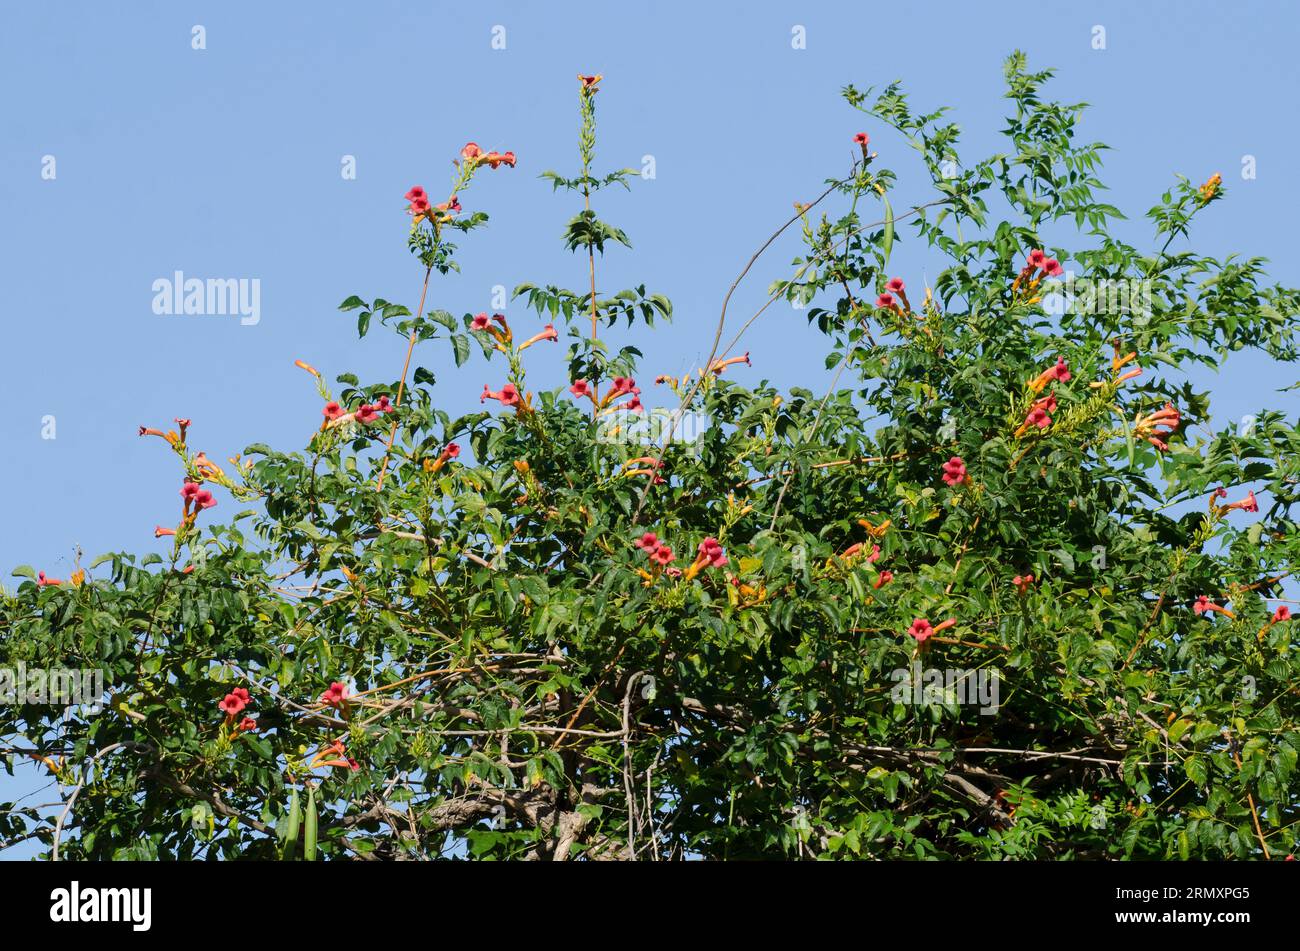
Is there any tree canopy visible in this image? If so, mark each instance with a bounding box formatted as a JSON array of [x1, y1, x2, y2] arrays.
[[5, 55, 1300, 860]]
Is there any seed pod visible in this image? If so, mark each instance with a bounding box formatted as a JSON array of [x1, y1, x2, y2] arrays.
[[304, 785, 318, 861], [281, 788, 300, 861]]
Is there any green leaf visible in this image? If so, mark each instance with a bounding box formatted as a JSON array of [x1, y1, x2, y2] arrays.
[[451, 334, 471, 367], [882, 195, 895, 264]]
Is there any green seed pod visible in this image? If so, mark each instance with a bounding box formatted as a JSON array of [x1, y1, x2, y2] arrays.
[[303, 785, 318, 861], [281, 787, 300, 861]]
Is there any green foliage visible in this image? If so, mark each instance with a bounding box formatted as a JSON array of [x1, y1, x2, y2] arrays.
[[4, 56, 1300, 861]]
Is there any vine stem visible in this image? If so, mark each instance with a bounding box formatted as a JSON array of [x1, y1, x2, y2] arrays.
[[586, 188, 598, 342], [628, 173, 854, 526], [629, 190, 948, 527], [584, 168, 600, 410], [376, 264, 433, 491], [1225, 730, 1271, 859], [52, 742, 152, 860]]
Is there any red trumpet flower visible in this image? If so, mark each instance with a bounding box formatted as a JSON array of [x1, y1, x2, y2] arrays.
[[941, 456, 969, 487], [481, 383, 521, 407]]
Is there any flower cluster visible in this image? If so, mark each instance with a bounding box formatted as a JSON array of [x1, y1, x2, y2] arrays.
[[139, 417, 234, 540], [907, 617, 956, 644], [1133, 402, 1181, 452], [1018, 393, 1056, 435], [459, 142, 516, 170], [574, 375, 642, 413], [1016, 356, 1072, 437], [876, 276, 912, 315], [684, 537, 728, 581], [1214, 488, 1259, 514], [1025, 248, 1064, 278], [1106, 345, 1143, 386], [1198, 172, 1222, 204], [320, 681, 349, 708], [633, 532, 729, 583], [312, 738, 360, 771], [941, 456, 969, 487], [635, 532, 677, 570], [471, 312, 513, 349], [1193, 595, 1234, 619], [838, 542, 881, 565], [1011, 248, 1063, 302], [696, 538, 728, 568], [482, 383, 522, 407], [324, 396, 395, 427], [138, 417, 192, 448], [875, 278, 912, 315], [405, 141, 513, 234], [405, 185, 462, 223], [835, 541, 893, 591], [1029, 357, 1071, 394], [424, 442, 461, 474], [180, 480, 216, 515], [622, 457, 666, 484], [608, 376, 641, 409], [217, 686, 254, 732], [727, 574, 768, 605]]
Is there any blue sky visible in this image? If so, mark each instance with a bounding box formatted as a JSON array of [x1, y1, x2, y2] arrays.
[[3, 0, 1298, 856]]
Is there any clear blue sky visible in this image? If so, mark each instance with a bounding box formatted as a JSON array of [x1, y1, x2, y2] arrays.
[[3, 1, 1298, 856]]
